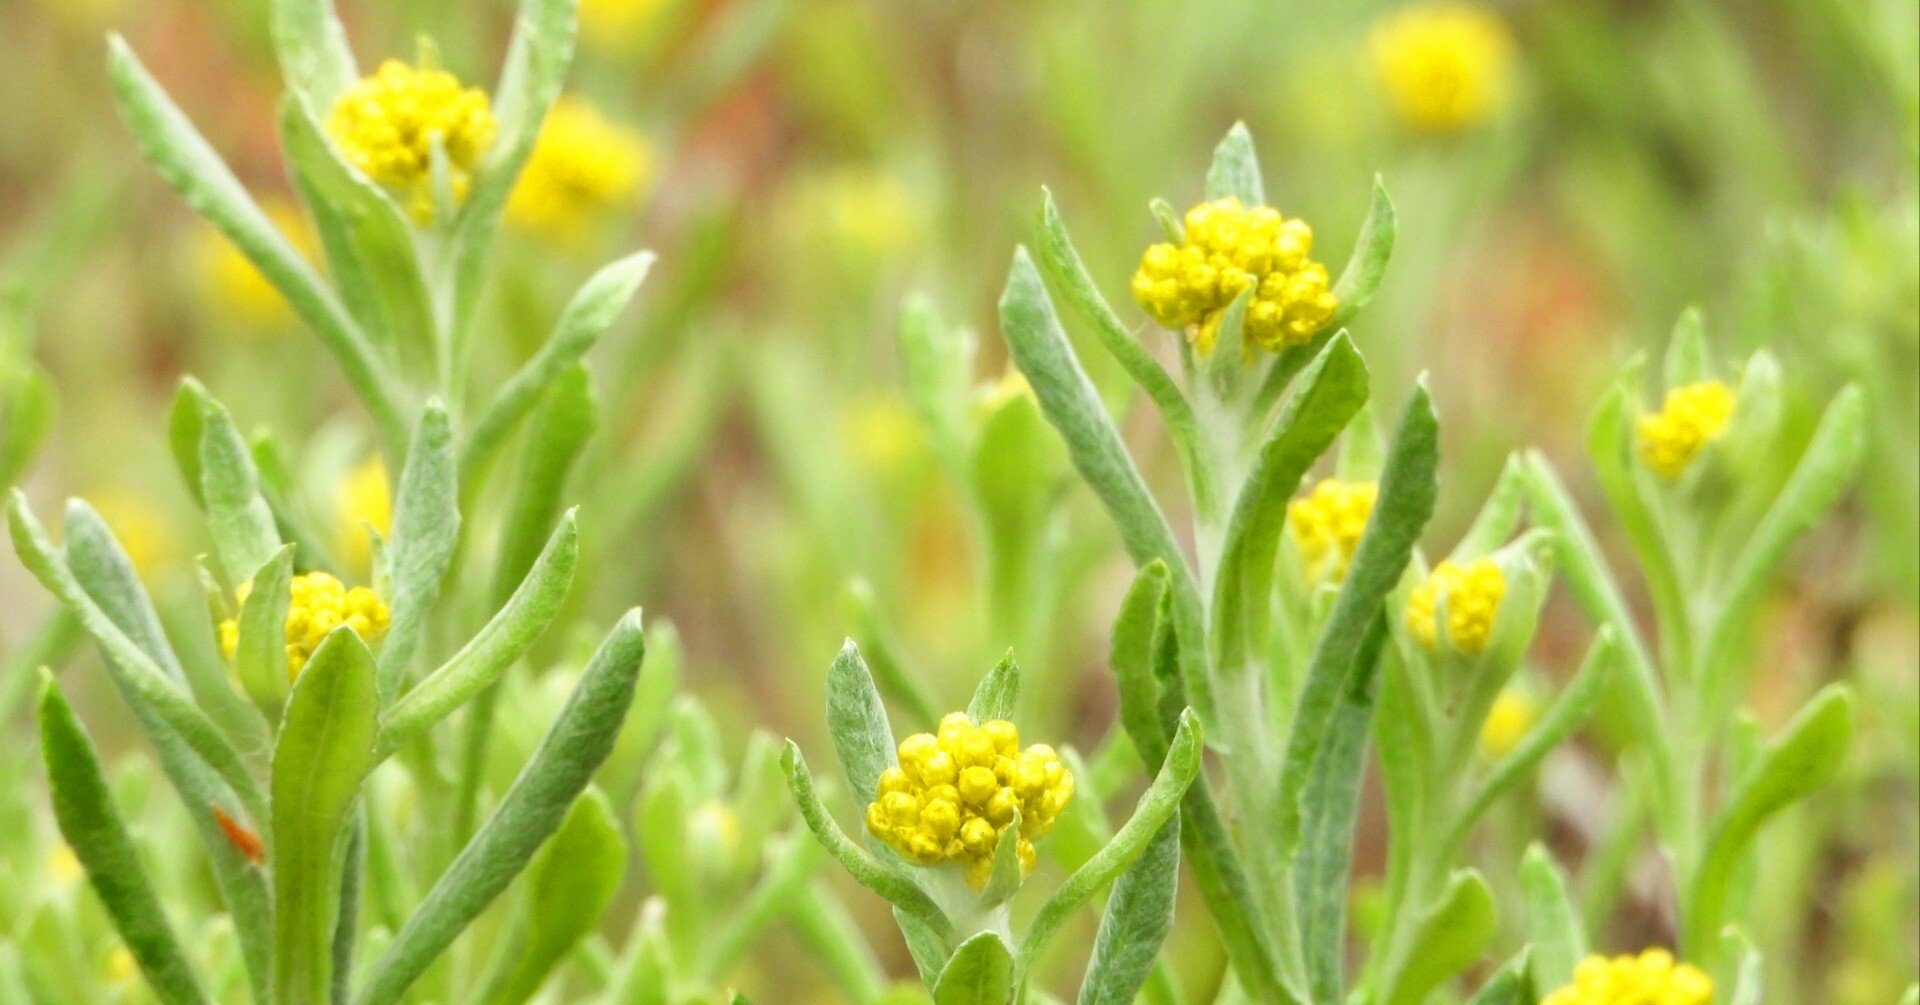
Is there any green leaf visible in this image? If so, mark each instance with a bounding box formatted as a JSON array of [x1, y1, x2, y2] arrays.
[[967, 651, 1020, 723], [1211, 332, 1368, 670], [933, 932, 1016, 1005], [781, 741, 952, 942], [1519, 845, 1586, 991], [976, 812, 1027, 910], [195, 390, 284, 587], [896, 294, 978, 477], [1293, 615, 1386, 1003], [1661, 307, 1711, 390], [1276, 385, 1438, 851], [1684, 685, 1852, 954], [271, 628, 380, 1005], [377, 402, 459, 697], [354, 610, 646, 1005], [480, 789, 627, 1005], [106, 37, 404, 443], [378, 514, 577, 757], [1455, 455, 1527, 559], [1111, 561, 1172, 756], [233, 545, 296, 711], [1204, 123, 1263, 205], [1719, 928, 1762, 1005], [491, 363, 595, 606], [39, 674, 210, 1005], [1077, 816, 1181, 1005], [1585, 373, 1688, 666], [1323, 177, 1397, 333], [826, 640, 898, 803], [268, 0, 357, 107], [462, 252, 653, 490], [0, 361, 53, 488], [1466, 950, 1534, 1005], [9, 492, 267, 822], [1383, 869, 1497, 1005], [845, 577, 942, 728], [1022, 710, 1203, 966], [1032, 191, 1204, 511]]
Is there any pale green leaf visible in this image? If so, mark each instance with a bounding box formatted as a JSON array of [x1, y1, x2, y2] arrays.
[[377, 402, 459, 697], [933, 932, 1016, 1005], [1203, 123, 1263, 205], [480, 790, 627, 1005], [826, 640, 898, 802], [1077, 816, 1181, 1005], [967, 651, 1020, 724]]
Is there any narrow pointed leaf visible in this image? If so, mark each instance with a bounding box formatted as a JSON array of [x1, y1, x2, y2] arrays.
[[933, 932, 1016, 1005], [1078, 815, 1181, 1005]]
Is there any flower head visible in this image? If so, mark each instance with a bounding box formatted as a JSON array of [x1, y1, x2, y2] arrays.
[[506, 97, 653, 242], [1542, 949, 1714, 1005], [865, 712, 1074, 889], [1131, 198, 1337, 356], [219, 571, 390, 680], [1479, 688, 1535, 758], [327, 58, 498, 222], [195, 197, 317, 328], [1370, 2, 1516, 134], [1288, 478, 1378, 582], [1406, 557, 1507, 655], [1637, 381, 1737, 479]]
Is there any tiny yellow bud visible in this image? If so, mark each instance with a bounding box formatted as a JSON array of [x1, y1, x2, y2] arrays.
[[1637, 381, 1737, 480], [1406, 557, 1507, 655], [1288, 478, 1379, 582]]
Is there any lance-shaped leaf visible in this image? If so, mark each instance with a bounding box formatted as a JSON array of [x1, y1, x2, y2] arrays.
[[492, 364, 594, 606], [934, 932, 1017, 1005], [1111, 561, 1172, 757], [826, 640, 898, 802], [462, 252, 653, 489], [781, 742, 953, 943], [233, 545, 296, 712], [192, 388, 284, 588], [1077, 815, 1181, 1005], [478, 789, 627, 1005], [1519, 845, 1587, 992], [1294, 616, 1387, 1003], [269, 0, 357, 107], [968, 651, 1020, 723], [354, 610, 646, 1005], [1276, 384, 1438, 852], [39, 675, 210, 1005], [999, 247, 1208, 717], [1032, 191, 1205, 512], [0, 359, 53, 489], [975, 811, 1027, 910], [9, 492, 266, 822], [1323, 177, 1397, 333], [1466, 951, 1534, 1005], [106, 37, 404, 443], [377, 402, 459, 698], [1719, 928, 1763, 1005], [1684, 685, 1852, 954], [272, 628, 380, 1005], [1204, 123, 1264, 205], [377, 513, 577, 757], [1022, 710, 1203, 966], [1382, 869, 1497, 1005]]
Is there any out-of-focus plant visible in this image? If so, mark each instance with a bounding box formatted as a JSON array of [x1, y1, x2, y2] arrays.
[[786, 644, 1200, 1002]]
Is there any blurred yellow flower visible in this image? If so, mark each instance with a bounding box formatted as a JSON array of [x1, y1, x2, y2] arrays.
[[507, 97, 653, 243], [1370, 3, 1516, 134], [1407, 557, 1506, 655], [219, 572, 390, 681], [866, 713, 1073, 889], [195, 198, 317, 330], [335, 456, 392, 576], [839, 395, 923, 474], [1541, 949, 1713, 1005], [781, 166, 924, 269], [47, 844, 83, 885], [579, 0, 673, 51], [1288, 478, 1378, 582], [327, 58, 498, 222], [93, 492, 174, 580], [1479, 688, 1536, 758], [1132, 198, 1337, 356], [1637, 381, 1737, 479], [105, 947, 138, 984]]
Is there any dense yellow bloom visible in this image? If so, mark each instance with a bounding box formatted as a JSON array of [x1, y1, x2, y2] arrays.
[[1407, 557, 1506, 655], [1479, 688, 1536, 758], [1542, 949, 1714, 1005], [506, 97, 653, 242], [1370, 3, 1516, 134], [327, 59, 498, 222], [1288, 478, 1377, 581], [1132, 198, 1337, 356], [335, 456, 393, 575], [219, 572, 390, 680], [195, 198, 317, 329], [866, 713, 1074, 889], [1637, 381, 1737, 479]]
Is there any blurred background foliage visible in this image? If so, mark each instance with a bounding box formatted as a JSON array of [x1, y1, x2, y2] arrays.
[[0, 0, 1913, 1000]]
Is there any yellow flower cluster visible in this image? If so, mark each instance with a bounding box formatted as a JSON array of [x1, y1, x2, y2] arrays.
[[865, 713, 1074, 889], [1288, 478, 1377, 581], [507, 97, 653, 243], [219, 572, 390, 680], [1479, 689, 1536, 758], [1637, 381, 1737, 479], [1369, 2, 1516, 134], [326, 59, 498, 222], [1406, 557, 1506, 655], [1132, 198, 1337, 356], [1542, 949, 1714, 1005]]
